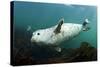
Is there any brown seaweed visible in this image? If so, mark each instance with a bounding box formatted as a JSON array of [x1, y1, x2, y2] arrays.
[[12, 41, 97, 66]]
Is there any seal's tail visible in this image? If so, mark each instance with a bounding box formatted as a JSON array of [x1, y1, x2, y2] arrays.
[[82, 19, 90, 31]]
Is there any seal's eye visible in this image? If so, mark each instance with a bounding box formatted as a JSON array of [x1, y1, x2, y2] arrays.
[[37, 33, 40, 35]]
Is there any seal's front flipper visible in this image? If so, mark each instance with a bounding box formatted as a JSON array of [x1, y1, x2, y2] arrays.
[[55, 47, 62, 52], [54, 18, 64, 34], [83, 27, 90, 31]]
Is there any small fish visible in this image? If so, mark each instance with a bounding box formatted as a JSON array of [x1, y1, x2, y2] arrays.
[[31, 18, 90, 52]]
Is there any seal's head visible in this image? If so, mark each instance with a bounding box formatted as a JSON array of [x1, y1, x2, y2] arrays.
[[31, 30, 44, 43], [31, 28, 54, 45]]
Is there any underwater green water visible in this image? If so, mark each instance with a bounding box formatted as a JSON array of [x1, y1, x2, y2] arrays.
[[13, 1, 97, 48]]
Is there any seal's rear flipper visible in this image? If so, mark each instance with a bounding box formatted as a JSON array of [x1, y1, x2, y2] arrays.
[[82, 19, 90, 31]]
